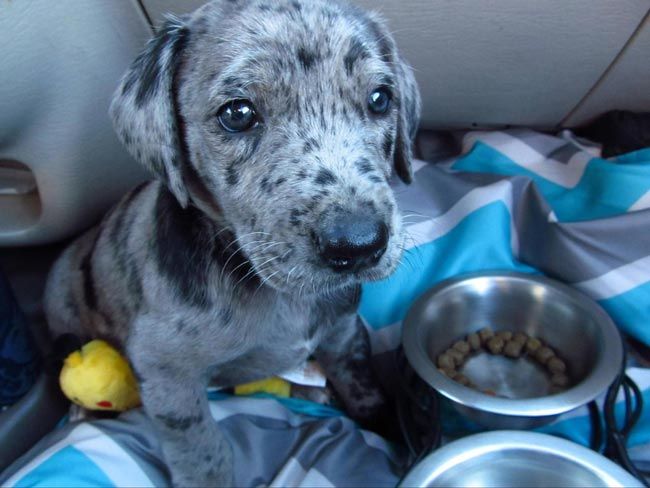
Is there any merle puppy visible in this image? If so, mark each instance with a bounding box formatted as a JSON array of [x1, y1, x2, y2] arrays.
[[44, 0, 420, 485]]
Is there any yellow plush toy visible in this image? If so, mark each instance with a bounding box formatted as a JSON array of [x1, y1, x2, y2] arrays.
[[60, 340, 141, 411], [60, 340, 292, 412], [234, 377, 291, 398]]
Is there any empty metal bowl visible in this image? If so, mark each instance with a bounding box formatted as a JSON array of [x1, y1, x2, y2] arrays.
[[402, 272, 623, 429], [399, 431, 642, 487]]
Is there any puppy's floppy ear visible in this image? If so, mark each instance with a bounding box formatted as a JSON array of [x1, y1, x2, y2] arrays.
[[393, 60, 421, 184], [109, 15, 191, 207], [363, 12, 421, 184]]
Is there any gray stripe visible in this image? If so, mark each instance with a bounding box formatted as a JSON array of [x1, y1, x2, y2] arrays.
[[547, 144, 582, 164], [509, 129, 568, 160]]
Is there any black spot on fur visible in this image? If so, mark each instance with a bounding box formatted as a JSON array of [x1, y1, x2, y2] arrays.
[[364, 18, 393, 63], [303, 137, 321, 154], [355, 158, 374, 174], [290, 208, 307, 226], [291, 0, 302, 10], [352, 102, 365, 120], [383, 132, 394, 159], [225, 155, 247, 186], [154, 188, 258, 306], [384, 198, 395, 213], [296, 168, 307, 180], [108, 182, 148, 309], [344, 37, 369, 76], [80, 231, 102, 311], [221, 76, 246, 91], [122, 20, 189, 108], [297, 47, 318, 71], [314, 168, 337, 186], [393, 129, 412, 184], [260, 176, 272, 193], [368, 174, 384, 183], [275, 177, 287, 187], [221, 307, 233, 324], [225, 163, 239, 186], [155, 412, 203, 431], [154, 189, 214, 306], [319, 105, 327, 129]]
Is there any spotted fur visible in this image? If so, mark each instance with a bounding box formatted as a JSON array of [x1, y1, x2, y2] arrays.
[[44, 0, 420, 485]]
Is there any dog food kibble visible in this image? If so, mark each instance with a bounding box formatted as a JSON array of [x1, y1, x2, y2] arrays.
[[437, 353, 455, 370], [513, 332, 528, 345], [496, 330, 513, 342], [453, 340, 471, 354], [547, 357, 566, 374], [448, 349, 466, 366], [478, 327, 495, 343], [486, 336, 505, 354], [551, 373, 569, 387], [503, 340, 524, 358], [467, 333, 481, 351], [435, 329, 572, 395], [525, 337, 542, 354], [535, 346, 555, 365]]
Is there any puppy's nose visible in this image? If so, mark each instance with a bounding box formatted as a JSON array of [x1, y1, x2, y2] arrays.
[[315, 214, 388, 272]]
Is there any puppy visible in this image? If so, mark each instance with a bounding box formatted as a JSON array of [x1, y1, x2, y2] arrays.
[[44, 0, 420, 485]]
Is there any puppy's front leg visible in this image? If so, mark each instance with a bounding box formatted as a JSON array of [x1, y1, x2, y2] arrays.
[[315, 313, 388, 422], [128, 328, 232, 486]]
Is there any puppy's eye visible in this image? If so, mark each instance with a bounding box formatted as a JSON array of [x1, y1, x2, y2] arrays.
[[368, 88, 391, 115], [217, 99, 258, 132]]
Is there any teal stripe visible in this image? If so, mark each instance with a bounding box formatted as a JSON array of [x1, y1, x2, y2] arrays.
[[453, 142, 650, 222], [614, 147, 650, 165], [598, 281, 650, 345], [359, 202, 535, 329], [14, 446, 114, 488]]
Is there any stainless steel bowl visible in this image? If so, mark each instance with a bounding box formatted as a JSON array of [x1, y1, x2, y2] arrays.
[[402, 272, 623, 429], [400, 431, 642, 487]]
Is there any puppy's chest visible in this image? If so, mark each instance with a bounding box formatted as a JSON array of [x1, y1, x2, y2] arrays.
[[251, 300, 321, 354], [206, 299, 324, 386]]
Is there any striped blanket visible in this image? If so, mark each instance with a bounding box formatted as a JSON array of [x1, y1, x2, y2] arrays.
[[2, 129, 649, 487]]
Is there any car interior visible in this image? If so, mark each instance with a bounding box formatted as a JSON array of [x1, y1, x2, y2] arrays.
[[1, 0, 649, 486]]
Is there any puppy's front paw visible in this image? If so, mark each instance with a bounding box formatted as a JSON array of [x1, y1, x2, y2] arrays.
[[355, 398, 402, 444]]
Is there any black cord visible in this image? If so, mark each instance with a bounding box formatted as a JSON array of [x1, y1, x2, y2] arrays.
[[622, 375, 644, 440], [587, 400, 603, 452], [623, 380, 632, 433], [600, 347, 649, 487]]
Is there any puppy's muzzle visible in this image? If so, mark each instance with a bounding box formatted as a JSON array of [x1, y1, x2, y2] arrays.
[[314, 211, 388, 272]]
